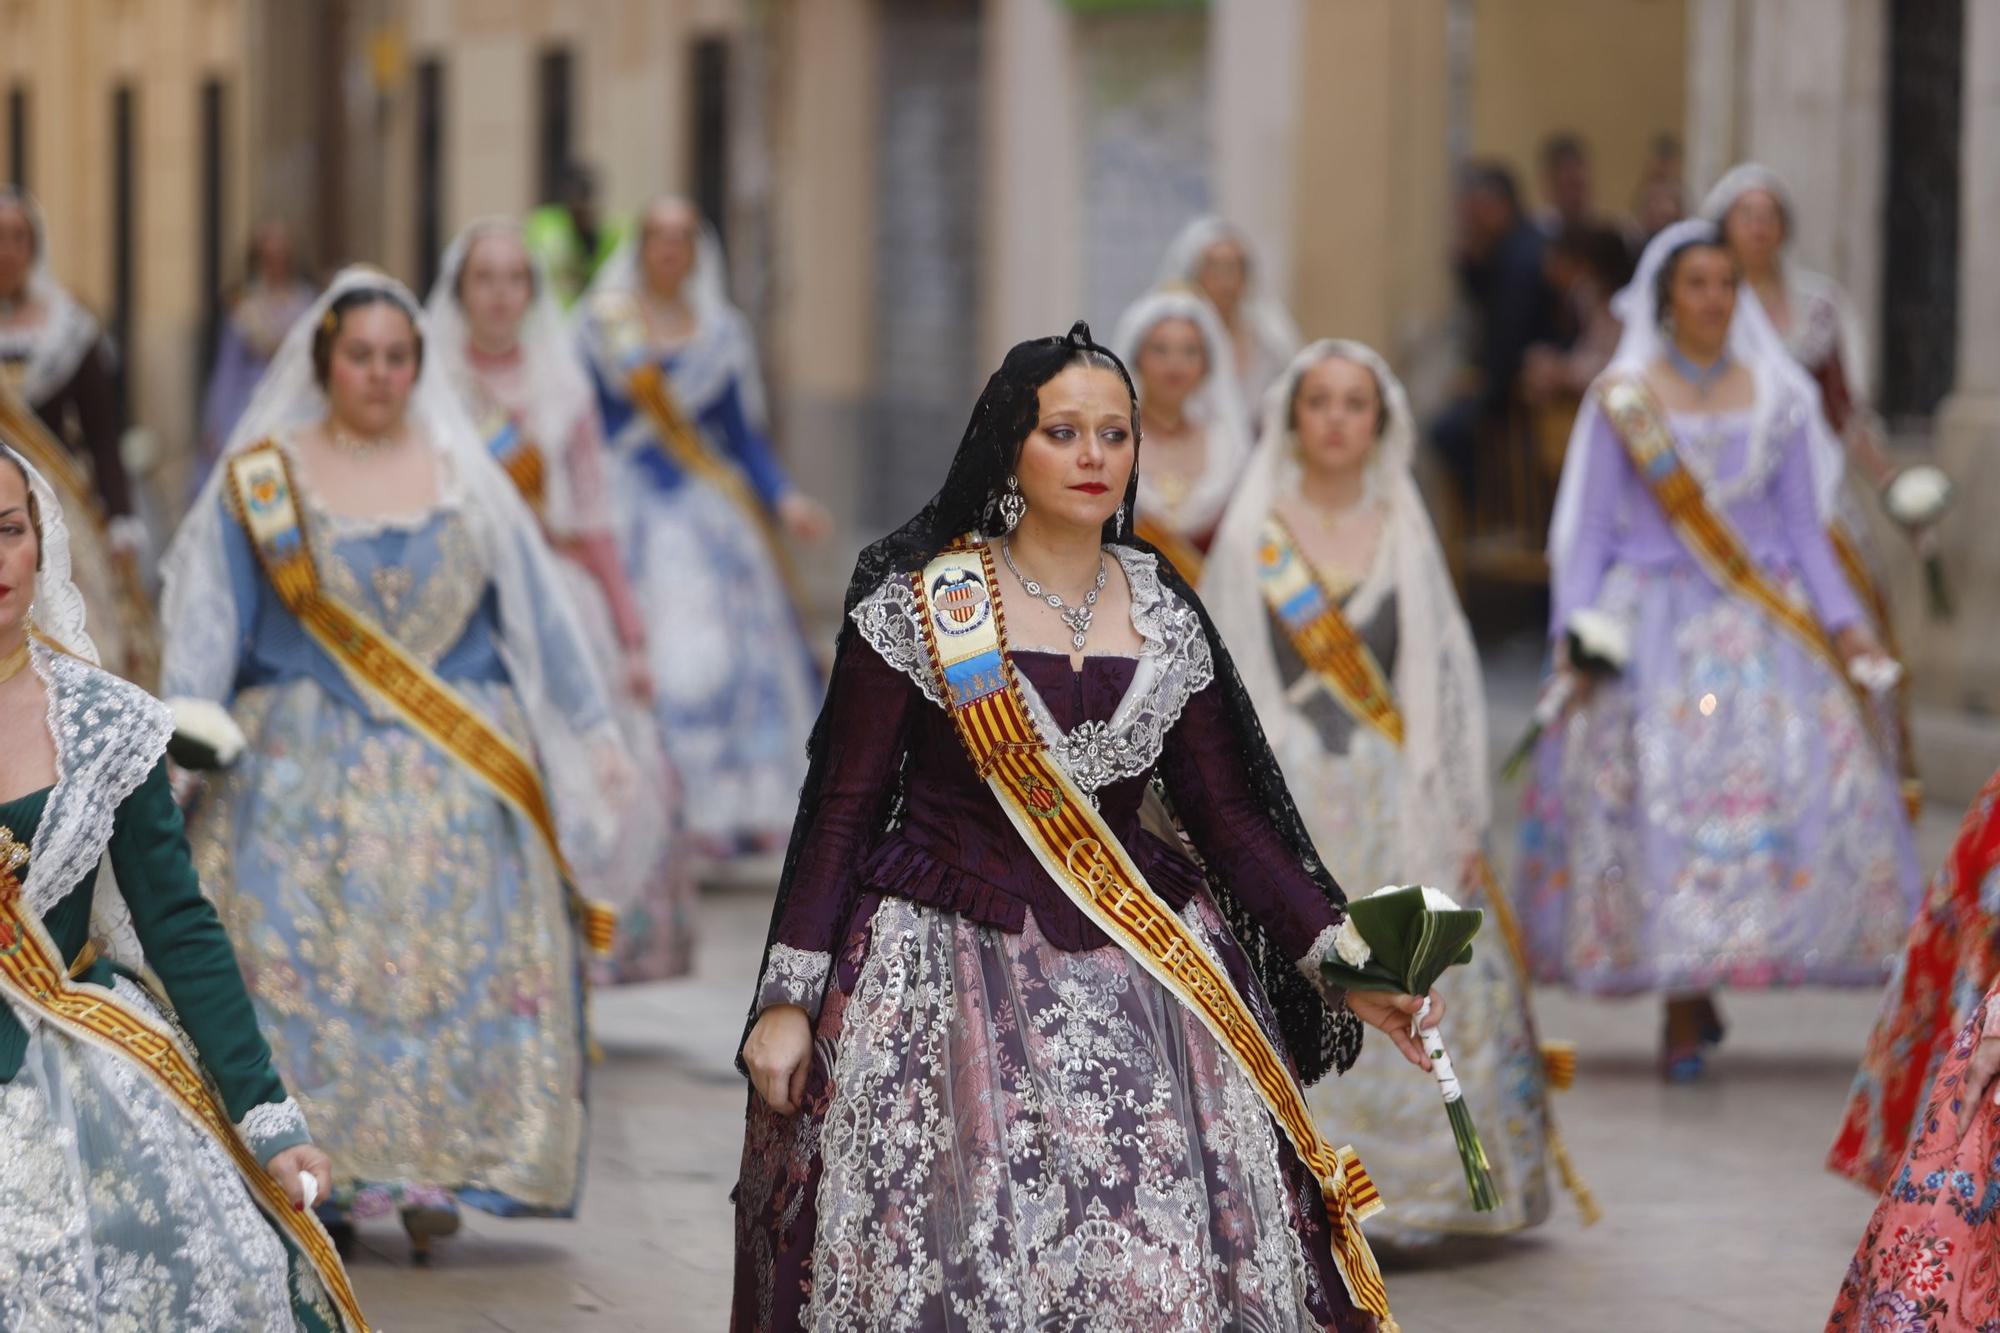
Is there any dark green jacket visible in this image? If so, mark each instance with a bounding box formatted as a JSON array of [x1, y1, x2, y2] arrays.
[[0, 760, 308, 1159]]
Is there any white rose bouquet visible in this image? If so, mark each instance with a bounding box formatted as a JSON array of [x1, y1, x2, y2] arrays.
[[165, 697, 247, 771], [1881, 464, 1955, 619], [1500, 608, 1631, 783], [1319, 884, 1497, 1211]]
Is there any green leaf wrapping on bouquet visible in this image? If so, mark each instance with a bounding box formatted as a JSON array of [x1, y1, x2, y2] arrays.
[[1318, 886, 1481, 995]]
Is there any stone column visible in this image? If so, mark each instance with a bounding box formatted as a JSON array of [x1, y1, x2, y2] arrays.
[[1209, 0, 1303, 301], [1922, 0, 2000, 716], [1288, 0, 1451, 369], [764, 0, 879, 612], [980, 0, 1082, 369], [1734, 0, 1887, 356]]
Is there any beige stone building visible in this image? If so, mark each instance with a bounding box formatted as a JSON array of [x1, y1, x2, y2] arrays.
[[4, 0, 1994, 762]]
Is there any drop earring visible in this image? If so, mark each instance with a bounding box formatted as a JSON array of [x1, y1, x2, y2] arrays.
[[999, 475, 1026, 533], [1114, 503, 1126, 538]]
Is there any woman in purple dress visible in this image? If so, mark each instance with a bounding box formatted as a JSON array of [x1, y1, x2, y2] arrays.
[[1517, 220, 1919, 1080], [732, 323, 1440, 1332]]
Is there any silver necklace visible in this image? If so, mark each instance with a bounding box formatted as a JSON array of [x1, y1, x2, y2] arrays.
[[327, 424, 396, 457], [1002, 541, 1108, 651]]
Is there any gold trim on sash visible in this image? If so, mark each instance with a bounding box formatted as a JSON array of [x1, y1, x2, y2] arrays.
[[1257, 516, 1600, 1222], [1596, 377, 1846, 676], [912, 537, 1397, 1329], [1132, 513, 1206, 585], [484, 415, 549, 514], [224, 441, 616, 955], [1255, 516, 1402, 747], [591, 292, 808, 618], [0, 832, 372, 1332]]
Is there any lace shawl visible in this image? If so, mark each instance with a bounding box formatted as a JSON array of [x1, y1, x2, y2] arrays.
[[22, 640, 173, 990], [852, 543, 1214, 797]]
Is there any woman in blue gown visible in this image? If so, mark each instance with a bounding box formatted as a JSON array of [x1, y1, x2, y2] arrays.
[[160, 267, 628, 1261], [577, 196, 829, 857]]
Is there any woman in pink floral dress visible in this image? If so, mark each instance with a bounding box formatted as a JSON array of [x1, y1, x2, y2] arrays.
[[1827, 980, 2000, 1331]]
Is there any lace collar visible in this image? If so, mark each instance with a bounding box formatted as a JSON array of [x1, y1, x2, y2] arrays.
[[850, 543, 1214, 795], [24, 640, 172, 919]]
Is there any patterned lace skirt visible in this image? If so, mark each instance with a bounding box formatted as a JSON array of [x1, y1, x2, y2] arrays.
[[1516, 560, 1920, 995], [732, 892, 1373, 1333], [0, 979, 337, 1332], [188, 677, 587, 1218], [624, 471, 819, 851]]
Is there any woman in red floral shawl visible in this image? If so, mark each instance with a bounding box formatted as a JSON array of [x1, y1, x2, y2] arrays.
[[1825, 769, 2000, 1331], [1830, 770, 2000, 1190]]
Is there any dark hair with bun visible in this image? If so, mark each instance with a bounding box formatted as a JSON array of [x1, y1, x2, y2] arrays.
[[1, 449, 44, 573], [310, 286, 425, 389]]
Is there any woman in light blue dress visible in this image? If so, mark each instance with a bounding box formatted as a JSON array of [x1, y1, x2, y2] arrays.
[[577, 196, 828, 856], [161, 268, 627, 1261]]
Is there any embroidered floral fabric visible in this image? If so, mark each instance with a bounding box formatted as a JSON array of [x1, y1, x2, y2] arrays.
[[734, 895, 1364, 1332], [1827, 983, 2000, 1332], [1831, 768, 2000, 1191], [1, 978, 336, 1332]]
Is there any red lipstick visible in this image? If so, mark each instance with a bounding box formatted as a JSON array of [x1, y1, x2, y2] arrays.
[[1070, 483, 1109, 495]]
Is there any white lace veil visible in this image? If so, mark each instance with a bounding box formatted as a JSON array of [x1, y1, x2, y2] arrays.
[[1155, 216, 1302, 403], [1201, 340, 1490, 877], [1110, 289, 1254, 539], [4, 444, 168, 977], [577, 195, 768, 428], [1699, 161, 1872, 402], [0, 187, 102, 405], [425, 216, 613, 539], [1547, 217, 1846, 579], [159, 265, 626, 864]]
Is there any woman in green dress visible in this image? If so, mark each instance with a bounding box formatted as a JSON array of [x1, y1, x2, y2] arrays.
[[0, 442, 367, 1329]]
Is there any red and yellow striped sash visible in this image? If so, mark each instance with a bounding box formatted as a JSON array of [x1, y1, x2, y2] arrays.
[[913, 538, 1397, 1329], [0, 833, 372, 1331], [225, 442, 615, 954], [1597, 377, 1847, 679], [484, 415, 549, 513], [1255, 516, 1404, 747]]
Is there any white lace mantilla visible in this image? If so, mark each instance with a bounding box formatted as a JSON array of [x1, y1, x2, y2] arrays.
[[25, 643, 173, 924], [235, 1097, 311, 1161], [756, 943, 833, 1017], [850, 545, 1214, 795]]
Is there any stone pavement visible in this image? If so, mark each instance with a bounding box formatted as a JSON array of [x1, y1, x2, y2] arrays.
[[349, 643, 1967, 1332]]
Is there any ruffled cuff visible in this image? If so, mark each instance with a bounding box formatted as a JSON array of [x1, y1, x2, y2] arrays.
[[756, 944, 832, 1020], [1296, 921, 1362, 1023], [237, 1096, 312, 1163]]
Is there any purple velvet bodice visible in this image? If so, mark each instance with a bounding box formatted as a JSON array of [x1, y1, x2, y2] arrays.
[[760, 626, 1342, 1013]]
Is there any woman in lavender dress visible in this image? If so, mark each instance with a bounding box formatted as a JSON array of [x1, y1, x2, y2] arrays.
[[1516, 220, 1919, 1079], [732, 323, 1441, 1332]]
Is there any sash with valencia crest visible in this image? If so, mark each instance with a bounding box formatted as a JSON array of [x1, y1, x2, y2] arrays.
[[224, 440, 616, 955], [912, 534, 1398, 1329]]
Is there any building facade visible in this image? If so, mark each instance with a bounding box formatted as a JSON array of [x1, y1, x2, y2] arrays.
[[4, 0, 1995, 747]]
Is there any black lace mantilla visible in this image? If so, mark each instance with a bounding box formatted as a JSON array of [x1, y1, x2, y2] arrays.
[[742, 320, 1361, 1085]]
